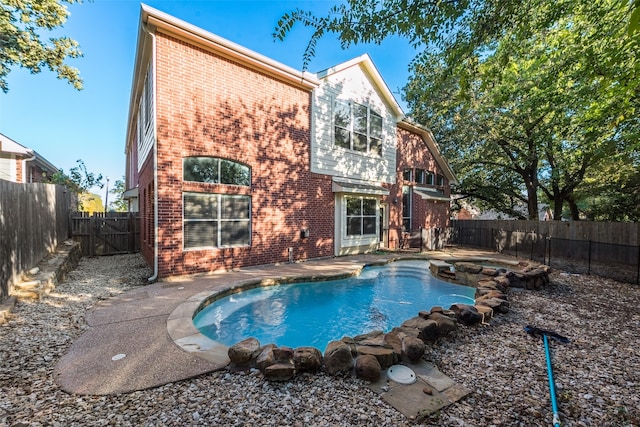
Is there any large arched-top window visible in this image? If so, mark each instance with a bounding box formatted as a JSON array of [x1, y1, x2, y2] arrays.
[[183, 157, 250, 187]]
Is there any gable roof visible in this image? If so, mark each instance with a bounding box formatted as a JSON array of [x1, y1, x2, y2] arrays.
[[140, 4, 321, 90], [397, 119, 458, 185], [0, 133, 59, 175], [315, 54, 405, 121], [126, 4, 323, 151]]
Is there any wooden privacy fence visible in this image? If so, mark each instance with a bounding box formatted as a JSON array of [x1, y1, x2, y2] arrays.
[[0, 181, 73, 302], [449, 220, 640, 285], [69, 212, 140, 256]]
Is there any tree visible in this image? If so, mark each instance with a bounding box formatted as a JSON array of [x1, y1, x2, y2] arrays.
[[276, 0, 640, 220], [108, 177, 128, 212], [78, 192, 103, 214], [0, 0, 84, 92], [48, 159, 103, 210]]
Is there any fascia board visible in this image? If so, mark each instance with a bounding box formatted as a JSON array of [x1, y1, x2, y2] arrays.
[[141, 4, 320, 91], [0, 133, 30, 155], [398, 119, 459, 185]]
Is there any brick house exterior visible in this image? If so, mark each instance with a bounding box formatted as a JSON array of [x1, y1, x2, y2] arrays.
[[125, 5, 456, 279]]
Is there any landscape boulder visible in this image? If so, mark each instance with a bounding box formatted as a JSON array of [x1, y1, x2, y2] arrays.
[[228, 337, 261, 366], [293, 347, 323, 373], [355, 354, 382, 382], [324, 340, 353, 375]]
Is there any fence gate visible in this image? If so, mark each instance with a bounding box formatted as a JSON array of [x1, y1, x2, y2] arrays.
[[69, 212, 140, 256]]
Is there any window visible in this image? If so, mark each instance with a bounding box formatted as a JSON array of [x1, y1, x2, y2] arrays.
[[436, 174, 445, 187], [183, 193, 251, 248], [426, 171, 434, 185], [183, 157, 250, 186], [334, 100, 383, 155], [415, 169, 426, 184], [402, 186, 411, 231], [143, 65, 153, 132], [346, 196, 377, 236], [402, 169, 413, 182]]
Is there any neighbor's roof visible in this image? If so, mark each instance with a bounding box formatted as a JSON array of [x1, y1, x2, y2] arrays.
[[0, 133, 30, 156]]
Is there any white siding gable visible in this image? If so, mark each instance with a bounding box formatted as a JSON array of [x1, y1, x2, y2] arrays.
[[311, 64, 397, 184], [137, 64, 155, 171]]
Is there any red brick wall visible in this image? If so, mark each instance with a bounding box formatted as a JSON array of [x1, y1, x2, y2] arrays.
[[384, 127, 451, 239], [15, 159, 23, 183], [149, 33, 334, 278]]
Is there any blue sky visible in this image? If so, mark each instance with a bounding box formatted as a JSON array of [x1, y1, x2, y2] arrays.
[[0, 0, 418, 197]]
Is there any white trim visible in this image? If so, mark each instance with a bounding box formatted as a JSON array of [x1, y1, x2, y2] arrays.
[[398, 119, 458, 185], [413, 187, 451, 202], [141, 4, 320, 90], [316, 54, 404, 121], [331, 177, 389, 196]]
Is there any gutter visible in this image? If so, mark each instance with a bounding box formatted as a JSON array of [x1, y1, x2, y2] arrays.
[[142, 21, 159, 283]]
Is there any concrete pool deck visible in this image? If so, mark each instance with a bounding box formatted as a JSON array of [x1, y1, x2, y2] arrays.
[[54, 248, 512, 416]]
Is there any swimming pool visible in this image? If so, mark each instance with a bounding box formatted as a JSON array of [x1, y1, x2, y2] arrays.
[[193, 260, 476, 350]]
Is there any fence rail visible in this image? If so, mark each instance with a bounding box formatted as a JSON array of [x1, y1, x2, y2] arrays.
[[447, 226, 639, 285]]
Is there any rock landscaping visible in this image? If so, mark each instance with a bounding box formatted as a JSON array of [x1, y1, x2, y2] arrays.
[[2, 253, 639, 426], [227, 260, 552, 383]]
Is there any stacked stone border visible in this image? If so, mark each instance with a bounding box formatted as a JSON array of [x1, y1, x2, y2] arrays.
[[222, 258, 551, 382]]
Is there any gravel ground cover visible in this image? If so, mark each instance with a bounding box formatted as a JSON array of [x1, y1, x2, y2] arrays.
[[1, 253, 639, 426]]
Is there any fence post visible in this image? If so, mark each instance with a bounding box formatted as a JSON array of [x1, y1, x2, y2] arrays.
[[637, 245, 639, 286], [128, 212, 135, 253], [89, 214, 95, 257], [588, 240, 592, 275], [515, 231, 518, 258], [530, 231, 534, 260]]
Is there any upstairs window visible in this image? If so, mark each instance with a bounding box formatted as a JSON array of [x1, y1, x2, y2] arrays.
[[436, 174, 445, 187], [334, 100, 383, 156], [415, 169, 426, 184], [402, 169, 412, 181], [183, 157, 250, 187], [426, 171, 434, 185]]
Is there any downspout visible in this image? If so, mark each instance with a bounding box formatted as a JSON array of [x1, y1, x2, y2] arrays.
[[143, 22, 159, 282], [22, 151, 36, 183]]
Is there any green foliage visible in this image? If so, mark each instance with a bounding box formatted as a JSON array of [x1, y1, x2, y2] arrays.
[[48, 159, 102, 195], [0, 0, 84, 92], [277, 0, 640, 221], [109, 177, 128, 212]]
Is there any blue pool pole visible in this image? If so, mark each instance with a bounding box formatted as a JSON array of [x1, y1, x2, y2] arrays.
[[543, 334, 561, 427]]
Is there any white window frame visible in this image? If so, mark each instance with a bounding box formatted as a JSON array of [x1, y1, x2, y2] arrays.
[[333, 99, 383, 156], [183, 192, 251, 250], [345, 196, 378, 237]]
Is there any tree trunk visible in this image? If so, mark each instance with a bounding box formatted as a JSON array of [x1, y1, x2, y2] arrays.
[[553, 196, 563, 220], [567, 195, 581, 220]]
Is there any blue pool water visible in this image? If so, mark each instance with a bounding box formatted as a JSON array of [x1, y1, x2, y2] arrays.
[[193, 260, 476, 350]]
